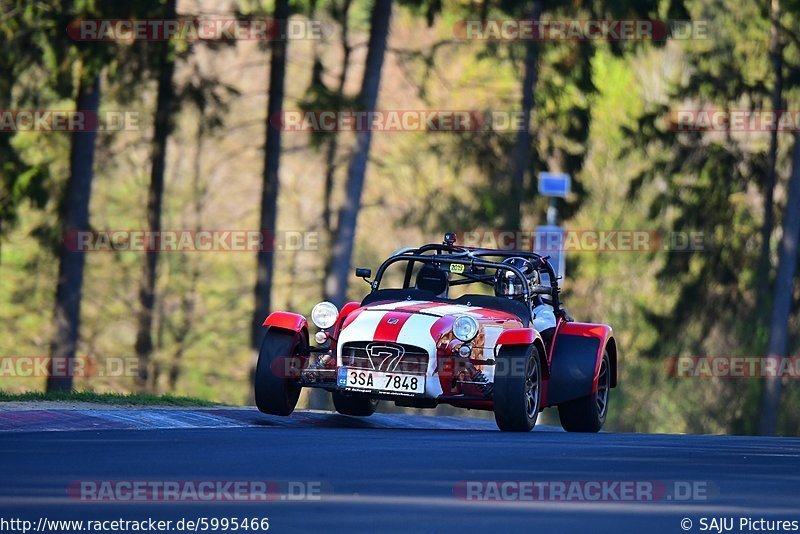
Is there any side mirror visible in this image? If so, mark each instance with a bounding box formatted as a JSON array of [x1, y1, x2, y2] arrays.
[[355, 268, 372, 279]]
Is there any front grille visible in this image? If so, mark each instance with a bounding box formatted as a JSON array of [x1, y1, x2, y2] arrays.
[[341, 342, 429, 375]]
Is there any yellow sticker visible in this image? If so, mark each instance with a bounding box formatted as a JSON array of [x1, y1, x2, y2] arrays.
[[449, 263, 465, 274]]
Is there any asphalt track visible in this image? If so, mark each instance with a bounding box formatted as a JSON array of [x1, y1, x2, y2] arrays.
[[1, 409, 799, 534]]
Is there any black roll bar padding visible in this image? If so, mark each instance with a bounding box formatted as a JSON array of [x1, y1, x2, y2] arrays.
[[530, 284, 552, 294], [448, 273, 496, 286], [399, 244, 471, 288], [402, 259, 414, 288], [373, 255, 532, 304], [470, 249, 562, 314], [370, 246, 563, 316], [415, 243, 469, 255]]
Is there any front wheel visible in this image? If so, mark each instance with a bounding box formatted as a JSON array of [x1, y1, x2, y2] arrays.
[[254, 328, 306, 416], [493, 344, 541, 432], [558, 350, 610, 432], [332, 391, 379, 416]]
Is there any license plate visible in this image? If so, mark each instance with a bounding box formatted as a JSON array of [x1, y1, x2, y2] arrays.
[[338, 368, 425, 395]]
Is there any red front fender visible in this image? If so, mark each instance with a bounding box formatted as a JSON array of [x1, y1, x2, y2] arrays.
[[545, 322, 616, 407], [334, 301, 361, 336], [556, 323, 616, 387], [263, 311, 308, 335], [496, 328, 536, 346], [495, 328, 549, 378]]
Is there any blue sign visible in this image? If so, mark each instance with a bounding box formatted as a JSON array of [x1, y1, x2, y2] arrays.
[[337, 367, 347, 387], [538, 172, 571, 198]]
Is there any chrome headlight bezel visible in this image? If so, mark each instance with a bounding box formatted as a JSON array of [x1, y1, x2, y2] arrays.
[[311, 301, 339, 329], [453, 315, 479, 342]]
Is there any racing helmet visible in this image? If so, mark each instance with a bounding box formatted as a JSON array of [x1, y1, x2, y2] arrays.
[[494, 257, 539, 299]]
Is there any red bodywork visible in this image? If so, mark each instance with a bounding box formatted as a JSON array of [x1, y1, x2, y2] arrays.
[[264, 301, 615, 411], [540, 318, 617, 407]]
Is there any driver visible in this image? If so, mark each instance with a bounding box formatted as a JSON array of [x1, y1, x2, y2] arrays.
[[494, 257, 556, 338]]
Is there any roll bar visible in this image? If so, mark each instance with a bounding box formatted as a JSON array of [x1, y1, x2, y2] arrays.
[[368, 245, 563, 316]]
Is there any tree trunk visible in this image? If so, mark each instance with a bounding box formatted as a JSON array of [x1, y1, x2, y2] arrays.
[[134, 0, 177, 392], [0, 84, 9, 268], [321, 0, 354, 294], [756, 0, 783, 319], [47, 73, 101, 392], [506, 0, 542, 231], [251, 0, 290, 351], [324, 0, 393, 307], [321, 0, 355, 232], [758, 132, 800, 436]]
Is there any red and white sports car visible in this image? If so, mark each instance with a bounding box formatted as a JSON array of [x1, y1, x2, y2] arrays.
[[254, 234, 617, 432]]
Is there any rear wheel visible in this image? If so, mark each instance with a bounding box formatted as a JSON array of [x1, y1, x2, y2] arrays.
[[493, 344, 541, 432], [254, 328, 306, 416], [558, 350, 610, 432], [332, 391, 379, 416]]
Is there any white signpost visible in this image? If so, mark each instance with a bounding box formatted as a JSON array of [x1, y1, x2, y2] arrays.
[[534, 225, 566, 282], [536, 172, 571, 281]]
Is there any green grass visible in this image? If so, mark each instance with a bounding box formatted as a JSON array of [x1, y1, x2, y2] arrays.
[[0, 391, 222, 407]]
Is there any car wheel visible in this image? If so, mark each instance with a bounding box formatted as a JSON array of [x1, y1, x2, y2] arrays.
[[558, 350, 610, 432], [332, 391, 379, 416], [493, 344, 541, 432], [254, 328, 306, 416]]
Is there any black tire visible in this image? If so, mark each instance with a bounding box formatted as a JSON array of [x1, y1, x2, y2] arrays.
[[332, 391, 379, 416], [493, 344, 541, 432], [254, 328, 306, 416], [558, 350, 610, 432]]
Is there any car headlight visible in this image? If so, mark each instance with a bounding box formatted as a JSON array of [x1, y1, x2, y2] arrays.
[[453, 315, 479, 342], [311, 301, 339, 329]]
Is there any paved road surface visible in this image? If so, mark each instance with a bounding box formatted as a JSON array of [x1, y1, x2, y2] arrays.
[[1, 410, 799, 533]]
